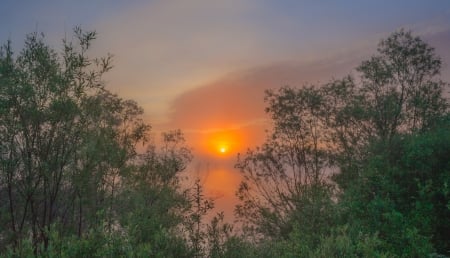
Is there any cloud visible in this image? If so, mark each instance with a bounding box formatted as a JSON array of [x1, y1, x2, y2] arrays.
[[166, 53, 362, 127]]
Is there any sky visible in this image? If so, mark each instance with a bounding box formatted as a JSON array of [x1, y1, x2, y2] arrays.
[[2, 0, 450, 220]]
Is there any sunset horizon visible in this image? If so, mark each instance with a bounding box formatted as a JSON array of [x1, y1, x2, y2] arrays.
[[4, 1, 450, 223], [2, 1, 450, 256]]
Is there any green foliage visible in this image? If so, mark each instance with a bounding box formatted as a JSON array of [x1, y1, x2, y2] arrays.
[[235, 29, 449, 257], [119, 130, 192, 244], [337, 117, 450, 256], [0, 27, 124, 252], [0, 28, 194, 257], [236, 85, 333, 240], [308, 226, 390, 258]]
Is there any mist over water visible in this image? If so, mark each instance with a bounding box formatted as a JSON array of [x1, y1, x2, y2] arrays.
[[185, 156, 242, 223]]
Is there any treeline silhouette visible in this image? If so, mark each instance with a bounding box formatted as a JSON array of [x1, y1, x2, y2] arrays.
[[0, 28, 449, 257]]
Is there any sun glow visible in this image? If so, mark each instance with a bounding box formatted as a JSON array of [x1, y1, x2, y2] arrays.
[[202, 128, 243, 156], [215, 141, 231, 155]]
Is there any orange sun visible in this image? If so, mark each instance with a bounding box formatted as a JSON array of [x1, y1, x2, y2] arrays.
[[203, 129, 242, 156], [219, 146, 228, 154]]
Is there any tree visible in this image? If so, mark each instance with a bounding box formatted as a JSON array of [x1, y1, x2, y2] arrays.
[[357, 29, 446, 137], [0, 28, 149, 253], [338, 116, 450, 256], [324, 30, 449, 256], [331, 30, 449, 255], [235, 86, 335, 241], [182, 178, 215, 257], [118, 130, 194, 257], [234, 29, 449, 256], [324, 30, 448, 190]]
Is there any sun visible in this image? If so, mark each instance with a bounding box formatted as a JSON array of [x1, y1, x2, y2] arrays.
[[203, 129, 243, 157]]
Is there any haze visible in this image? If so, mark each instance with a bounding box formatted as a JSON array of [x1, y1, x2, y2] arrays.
[[2, 0, 450, 220]]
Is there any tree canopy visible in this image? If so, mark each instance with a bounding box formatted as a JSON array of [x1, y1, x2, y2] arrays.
[[235, 29, 449, 257], [1, 28, 449, 257]]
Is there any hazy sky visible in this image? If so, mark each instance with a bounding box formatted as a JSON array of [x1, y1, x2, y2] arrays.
[[2, 1, 450, 217], [2, 1, 449, 129]]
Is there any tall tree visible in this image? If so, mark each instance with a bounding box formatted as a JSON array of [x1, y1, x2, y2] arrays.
[[118, 130, 193, 257], [358, 29, 446, 137], [234, 29, 449, 256], [0, 28, 149, 252], [332, 29, 448, 189], [235, 86, 335, 241]]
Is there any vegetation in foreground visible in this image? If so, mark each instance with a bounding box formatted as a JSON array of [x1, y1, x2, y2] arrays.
[[1, 28, 449, 257]]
